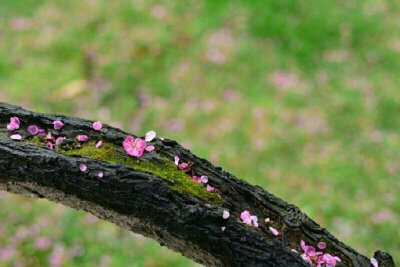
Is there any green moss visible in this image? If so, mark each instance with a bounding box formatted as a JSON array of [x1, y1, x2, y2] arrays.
[[58, 141, 224, 205], [28, 135, 45, 146]]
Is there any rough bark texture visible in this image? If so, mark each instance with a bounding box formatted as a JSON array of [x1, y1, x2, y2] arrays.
[[0, 102, 395, 267]]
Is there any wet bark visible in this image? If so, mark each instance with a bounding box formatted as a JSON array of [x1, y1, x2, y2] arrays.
[[0, 102, 395, 267]]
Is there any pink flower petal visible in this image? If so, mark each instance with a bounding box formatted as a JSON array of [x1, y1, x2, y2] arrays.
[[178, 162, 188, 170], [10, 117, 20, 125], [221, 227, 226, 232], [37, 129, 46, 137], [371, 257, 378, 267], [200, 176, 208, 183], [317, 242, 327, 250], [240, 210, 251, 224], [10, 134, 22, 140], [192, 176, 201, 183], [223, 210, 230, 219], [145, 130, 156, 142], [79, 164, 87, 172], [250, 215, 259, 227], [46, 142, 54, 149], [174, 156, 180, 165], [93, 121, 102, 131], [145, 145, 155, 152], [291, 249, 298, 254], [7, 123, 18, 131], [28, 125, 39, 135], [240, 211, 258, 227], [98, 172, 104, 178], [269, 226, 279, 236], [53, 121, 64, 130], [76, 135, 89, 142], [55, 137, 65, 146], [206, 184, 215, 192], [95, 140, 102, 148]]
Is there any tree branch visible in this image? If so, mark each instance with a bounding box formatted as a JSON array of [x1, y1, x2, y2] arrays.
[[0, 102, 395, 267]]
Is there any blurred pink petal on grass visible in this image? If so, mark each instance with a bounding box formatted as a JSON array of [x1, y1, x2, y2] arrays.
[[11, 17, 31, 31], [269, 71, 299, 92], [223, 89, 240, 101], [49, 245, 65, 267], [0, 245, 16, 261], [35, 237, 52, 250], [371, 209, 396, 224], [151, 5, 166, 19]]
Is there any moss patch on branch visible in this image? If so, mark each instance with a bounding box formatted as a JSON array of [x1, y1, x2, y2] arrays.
[[58, 141, 224, 205]]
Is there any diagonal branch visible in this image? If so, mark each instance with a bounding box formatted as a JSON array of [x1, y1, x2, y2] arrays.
[[0, 103, 395, 267]]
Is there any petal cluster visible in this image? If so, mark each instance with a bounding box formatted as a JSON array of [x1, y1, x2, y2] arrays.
[[123, 131, 156, 158], [240, 210, 258, 227], [193, 175, 208, 184], [7, 117, 20, 131], [300, 240, 341, 267], [123, 136, 147, 157]]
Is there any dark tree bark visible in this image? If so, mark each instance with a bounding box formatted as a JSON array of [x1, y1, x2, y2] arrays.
[[0, 102, 395, 267]]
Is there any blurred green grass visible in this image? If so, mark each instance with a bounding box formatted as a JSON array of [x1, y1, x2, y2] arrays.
[[0, 0, 399, 266]]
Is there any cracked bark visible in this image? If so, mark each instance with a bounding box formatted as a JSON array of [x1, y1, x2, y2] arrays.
[[0, 102, 395, 267]]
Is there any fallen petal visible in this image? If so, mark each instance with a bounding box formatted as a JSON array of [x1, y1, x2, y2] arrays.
[[93, 121, 102, 131], [79, 164, 87, 172], [95, 140, 102, 148], [317, 241, 327, 250], [371, 257, 379, 267], [53, 121, 64, 130], [223, 210, 230, 219], [145, 145, 155, 152], [10, 134, 22, 140], [55, 137, 66, 146], [98, 172, 104, 178], [7, 122, 19, 131], [10, 117, 20, 125], [200, 176, 208, 183], [28, 125, 39, 135], [206, 184, 214, 192], [145, 130, 156, 142], [76, 135, 89, 142], [269, 226, 279, 236]]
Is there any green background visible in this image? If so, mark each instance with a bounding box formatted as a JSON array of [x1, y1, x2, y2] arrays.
[[0, 0, 399, 266]]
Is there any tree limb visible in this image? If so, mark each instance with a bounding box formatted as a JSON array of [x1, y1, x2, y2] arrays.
[[0, 103, 395, 267]]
